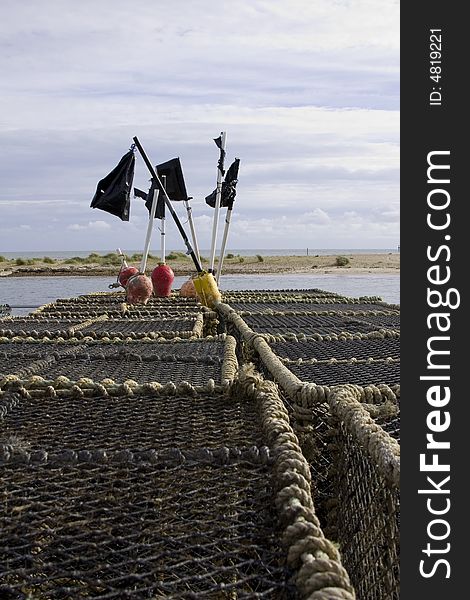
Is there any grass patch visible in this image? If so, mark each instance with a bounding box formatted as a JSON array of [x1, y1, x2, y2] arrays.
[[165, 251, 188, 261], [64, 257, 86, 264], [42, 256, 55, 264], [256, 254, 264, 262], [335, 256, 350, 267]]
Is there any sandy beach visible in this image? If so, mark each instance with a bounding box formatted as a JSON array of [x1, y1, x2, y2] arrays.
[[0, 253, 399, 278]]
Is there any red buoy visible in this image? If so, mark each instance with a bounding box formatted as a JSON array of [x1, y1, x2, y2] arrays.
[[126, 273, 153, 304], [118, 266, 139, 288], [151, 264, 175, 297]]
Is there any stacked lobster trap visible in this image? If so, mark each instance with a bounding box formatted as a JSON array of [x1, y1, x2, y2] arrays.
[[217, 289, 400, 600], [1, 288, 399, 599]]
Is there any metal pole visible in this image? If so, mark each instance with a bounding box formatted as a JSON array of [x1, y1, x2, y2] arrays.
[[160, 175, 167, 264], [184, 199, 200, 261], [116, 248, 128, 267], [140, 189, 159, 273], [132, 136, 202, 272], [215, 208, 233, 284], [209, 131, 226, 274]]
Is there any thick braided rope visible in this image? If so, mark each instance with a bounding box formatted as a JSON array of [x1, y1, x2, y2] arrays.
[[0, 444, 272, 467], [282, 357, 400, 366], [0, 375, 221, 398], [190, 312, 204, 338], [0, 333, 228, 346], [216, 302, 305, 397], [231, 366, 355, 599], [68, 312, 109, 333], [221, 335, 239, 383], [236, 309, 399, 317], [261, 329, 400, 343], [327, 384, 400, 487], [221, 292, 393, 306], [295, 381, 398, 409]]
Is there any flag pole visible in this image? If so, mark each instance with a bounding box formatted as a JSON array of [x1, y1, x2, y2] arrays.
[[184, 198, 201, 261], [215, 208, 233, 284], [140, 188, 159, 274], [208, 131, 226, 274], [116, 248, 128, 268], [160, 175, 166, 264], [132, 136, 202, 272]]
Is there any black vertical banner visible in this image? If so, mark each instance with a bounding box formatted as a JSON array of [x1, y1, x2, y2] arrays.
[[401, 3, 466, 598]]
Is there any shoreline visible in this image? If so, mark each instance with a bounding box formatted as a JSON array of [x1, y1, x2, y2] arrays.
[[0, 253, 399, 278]]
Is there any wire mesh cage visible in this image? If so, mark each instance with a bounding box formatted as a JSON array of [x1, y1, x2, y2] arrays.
[[0, 459, 298, 599]]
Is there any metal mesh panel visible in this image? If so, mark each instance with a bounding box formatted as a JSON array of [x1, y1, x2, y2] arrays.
[[287, 360, 400, 386], [221, 288, 343, 298], [0, 341, 227, 378], [285, 397, 337, 531], [1, 304, 11, 317], [74, 340, 227, 360], [0, 318, 81, 336], [59, 293, 126, 304], [376, 414, 401, 442], [90, 341, 225, 360], [243, 313, 379, 335], [230, 302, 398, 313], [348, 314, 400, 329], [0, 391, 263, 452], [270, 337, 400, 361], [29, 355, 223, 385], [1, 344, 52, 375], [123, 306, 203, 317], [0, 460, 296, 599], [38, 306, 123, 318], [79, 318, 199, 338], [334, 424, 400, 600]]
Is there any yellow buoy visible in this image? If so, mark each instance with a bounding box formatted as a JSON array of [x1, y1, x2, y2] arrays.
[[193, 271, 222, 308]]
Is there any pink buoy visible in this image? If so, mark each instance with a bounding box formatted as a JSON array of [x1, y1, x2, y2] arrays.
[[118, 266, 139, 288], [126, 273, 153, 304], [151, 264, 175, 297], [179, 278, 198, 299]]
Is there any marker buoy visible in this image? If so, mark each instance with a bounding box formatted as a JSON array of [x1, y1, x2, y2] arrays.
[[126, 273, 153, 304], [151, 264, 175, 297], [118, 266, 139, 288]]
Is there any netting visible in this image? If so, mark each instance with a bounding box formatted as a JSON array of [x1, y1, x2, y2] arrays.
[[0, 318, 85, 337], [230, 302, 399, 313], [333, 420, 400, 600], [214, 293, 400, 599], [1, 459, 296, 599], [0, 389, 263, 456], [270, 337, 400, 361], [286, 360, 399, 386], [242, 313, 385, 335], [0, 288, 400, 599]]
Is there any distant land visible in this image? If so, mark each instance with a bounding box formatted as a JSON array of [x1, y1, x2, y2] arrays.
[[1, 251, 399, 278]]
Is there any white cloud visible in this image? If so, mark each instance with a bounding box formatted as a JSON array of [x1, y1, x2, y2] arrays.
[[0, 0, 399, 251], [68, 220, 111, 231]]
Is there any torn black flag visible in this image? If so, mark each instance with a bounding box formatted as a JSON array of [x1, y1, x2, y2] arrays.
[[90, 150, 135, 221]]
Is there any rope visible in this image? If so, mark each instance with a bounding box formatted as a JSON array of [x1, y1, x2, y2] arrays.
[[231, 366, 355, 599]]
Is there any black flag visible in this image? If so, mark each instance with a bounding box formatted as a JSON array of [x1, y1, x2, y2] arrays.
[[134, 183, 165, 219], [214, 135, 226, 175], [90, 150, 135, 221], [156, 157, 188, 201], [205, 158, 240, 209]]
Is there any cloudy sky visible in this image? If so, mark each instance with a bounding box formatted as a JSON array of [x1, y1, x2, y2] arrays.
[[0, 0, 399, 253]]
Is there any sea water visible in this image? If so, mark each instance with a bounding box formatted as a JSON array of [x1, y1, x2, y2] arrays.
[[1, 273, 399, 316], [1, 248, 399, 260]]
